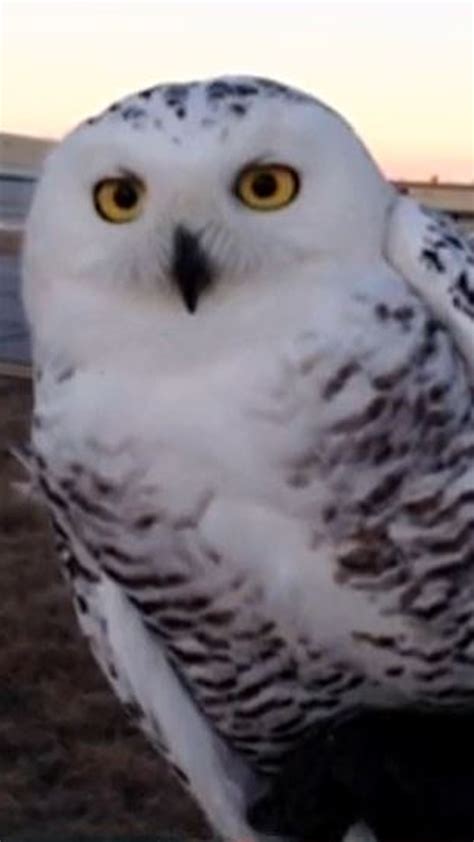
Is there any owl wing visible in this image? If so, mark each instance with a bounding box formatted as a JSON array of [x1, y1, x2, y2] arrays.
[[37, 460, 366, 842], [384, 195, 474, 379], [44, 511, 259, 841]]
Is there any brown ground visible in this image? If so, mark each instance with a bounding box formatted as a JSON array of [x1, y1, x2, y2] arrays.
[[0, 375, 209, 840]]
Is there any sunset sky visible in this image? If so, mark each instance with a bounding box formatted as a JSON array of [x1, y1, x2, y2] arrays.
[[1, 0, 473, 182]]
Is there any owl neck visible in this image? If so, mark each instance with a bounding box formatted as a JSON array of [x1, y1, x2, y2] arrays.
[[30, 255, 395, 381]]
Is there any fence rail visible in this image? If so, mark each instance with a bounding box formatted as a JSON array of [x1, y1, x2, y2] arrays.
[[0, 170, 37, 218], [0, 359, 32, 378], [0, 170, 34, 370]]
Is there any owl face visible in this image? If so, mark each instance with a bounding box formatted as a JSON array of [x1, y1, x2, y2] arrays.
[[23, 76, 393, 330]]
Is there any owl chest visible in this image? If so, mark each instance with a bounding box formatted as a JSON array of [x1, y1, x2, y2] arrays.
[[62, 522, 368, 771], [34, 338, 474, 767], [35, 392, 372, 769]]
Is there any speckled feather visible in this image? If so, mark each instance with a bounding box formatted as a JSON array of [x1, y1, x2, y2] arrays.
[[23, 76, 474, 841]]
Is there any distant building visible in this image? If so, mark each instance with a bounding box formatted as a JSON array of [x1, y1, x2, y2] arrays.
[[396, 180, 474, 232], [0, 132, 54, 174], [0, 134, 54, 255]]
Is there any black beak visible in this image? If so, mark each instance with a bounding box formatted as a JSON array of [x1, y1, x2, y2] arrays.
[[171, 225, 214, 313]]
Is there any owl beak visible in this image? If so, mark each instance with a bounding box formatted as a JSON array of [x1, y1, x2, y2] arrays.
[[171, 225, 214, 313]]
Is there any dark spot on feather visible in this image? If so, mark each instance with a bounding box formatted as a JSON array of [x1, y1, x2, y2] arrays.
[[75, 594, 88, 614], [56, 366, 75, 384], [332, 395, 387, 434], [323, 505, 337, 523], [235, 84, 259, 95], [322, 361, 360, 400], [138, 87, 155, 100], [385, 665, 404, 677], [375, 303, 390, 321], [421, 248, 445, 272], [133, 514, 157, 530], [359, 470, 404, 515], [352, 632, 397, 649], [121, 105, 146, 121], [207, 80, 234, 99]]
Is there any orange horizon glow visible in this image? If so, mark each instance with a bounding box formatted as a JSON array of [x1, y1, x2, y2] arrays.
[[1, 1, 473, 184]]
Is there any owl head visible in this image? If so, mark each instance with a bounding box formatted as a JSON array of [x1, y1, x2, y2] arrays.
[[23, 76, 394, 361]]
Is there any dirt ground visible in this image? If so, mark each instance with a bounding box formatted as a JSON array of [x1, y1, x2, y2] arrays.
[[0, 375, 209, 840]]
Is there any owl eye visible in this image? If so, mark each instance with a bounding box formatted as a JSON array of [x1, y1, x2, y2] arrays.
[[93, 176, 145, 223], [235, 164, 299, 211]]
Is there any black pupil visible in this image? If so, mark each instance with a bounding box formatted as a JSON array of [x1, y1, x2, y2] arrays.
[[113, 181, 138, 209], [251, 172, 278, 199]]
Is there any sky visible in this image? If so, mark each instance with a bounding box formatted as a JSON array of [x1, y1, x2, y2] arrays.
[[1, 0, 473, 182]]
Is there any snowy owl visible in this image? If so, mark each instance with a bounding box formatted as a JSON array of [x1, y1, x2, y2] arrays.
[[22, 77, 474, 841]]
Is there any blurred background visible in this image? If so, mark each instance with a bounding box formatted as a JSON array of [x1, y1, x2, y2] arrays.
[[0, 1, 472, 838], [2, 0, 473, 179]]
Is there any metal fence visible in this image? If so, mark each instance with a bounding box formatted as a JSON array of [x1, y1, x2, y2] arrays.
[[0, 170, 37, 221], [0, 170, 34, 374]]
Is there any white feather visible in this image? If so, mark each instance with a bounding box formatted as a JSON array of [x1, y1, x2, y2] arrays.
[[385, 195, 474, 379]]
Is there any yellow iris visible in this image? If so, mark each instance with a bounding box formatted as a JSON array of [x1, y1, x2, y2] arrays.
[[93, 176, 145, 223], [235, 164, 299, 211]]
